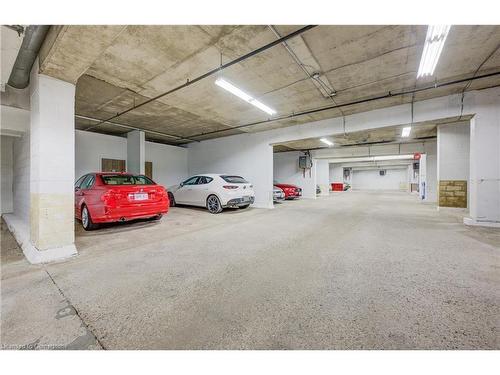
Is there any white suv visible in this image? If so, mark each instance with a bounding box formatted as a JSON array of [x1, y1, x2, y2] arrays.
[[168, 174, 255, 214]]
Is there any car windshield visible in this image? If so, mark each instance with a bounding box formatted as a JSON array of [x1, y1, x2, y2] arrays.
[[101, 174, 155, 185], [221, 175, 248, 183]]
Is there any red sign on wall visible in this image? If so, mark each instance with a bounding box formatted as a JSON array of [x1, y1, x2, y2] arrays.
[[413, 153, 421, 160]]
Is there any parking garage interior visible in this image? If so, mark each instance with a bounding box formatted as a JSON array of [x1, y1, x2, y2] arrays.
[[1, 23, 500, 352]]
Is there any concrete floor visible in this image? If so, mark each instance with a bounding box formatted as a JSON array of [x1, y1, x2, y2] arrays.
[[1, 191, 499, 349]]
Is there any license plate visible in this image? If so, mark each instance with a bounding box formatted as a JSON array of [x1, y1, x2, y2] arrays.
[[132, 193, 148, 201]]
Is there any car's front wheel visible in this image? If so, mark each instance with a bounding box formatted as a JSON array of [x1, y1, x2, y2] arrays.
[[206, 195, 223, 214], [81, 205, 97, 231]]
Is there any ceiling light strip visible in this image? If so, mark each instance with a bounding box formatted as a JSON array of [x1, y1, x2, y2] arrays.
[[215, 78, 276, 116], [417, 25, 451, 78], [320, 138, 334, 146]]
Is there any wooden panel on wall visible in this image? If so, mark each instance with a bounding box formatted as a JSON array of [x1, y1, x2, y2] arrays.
[[145, 161, 153, 179], [101, 158, 126, 172]]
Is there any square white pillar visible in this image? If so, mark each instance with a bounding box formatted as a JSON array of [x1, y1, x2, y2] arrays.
[[127, 130, 145, 174], [436, 122, 470, 209], [28, 72, 77, 262], [464, 107, 500, 227], [316, 159, 330, 196]]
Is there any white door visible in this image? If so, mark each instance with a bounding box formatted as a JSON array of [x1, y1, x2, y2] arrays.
[[189, 176, 213, 206], [175, 176, 200, 204]]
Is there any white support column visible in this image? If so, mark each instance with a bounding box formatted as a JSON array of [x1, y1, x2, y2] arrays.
[[316, 159, 330, 196], [301, 159, 317, 199], [419, 154, 427, 200], [127, 130, 145, 174], [464, 95, 500, 227], [27, 72, 77, 263], [407, 164, 412, 193], [436, 122, 470, 209]]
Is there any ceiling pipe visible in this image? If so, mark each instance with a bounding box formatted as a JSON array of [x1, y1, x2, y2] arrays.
[[267, 25, 334, 99], [85, 25, 317, 132], [8, 25, 50, 89], [186, 70, 500, 140]]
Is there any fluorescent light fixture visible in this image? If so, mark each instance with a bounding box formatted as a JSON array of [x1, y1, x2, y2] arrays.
[[417, 25, 451, 78], [320, 138, 334, 146], [402, 126, 411, 137], [215, 78, 276, 116]]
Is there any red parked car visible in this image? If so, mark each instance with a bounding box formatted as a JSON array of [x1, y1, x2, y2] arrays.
[[74, 172, 169, 230], [273, 183, 302, 199]]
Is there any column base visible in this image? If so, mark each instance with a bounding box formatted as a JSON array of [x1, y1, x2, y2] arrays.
[[463, 217, 500, 228], [437, 206, 468, 213], [3, 214, 77, 264]]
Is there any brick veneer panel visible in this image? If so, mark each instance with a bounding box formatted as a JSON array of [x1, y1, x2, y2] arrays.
[[438, 180, 467, 208]]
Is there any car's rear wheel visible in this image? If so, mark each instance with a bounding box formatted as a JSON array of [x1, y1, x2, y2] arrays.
[[168, 192, 176, 207], [239, 204, 250, 209], [81, 205, 97, 231], [206, 195, 223, 214]]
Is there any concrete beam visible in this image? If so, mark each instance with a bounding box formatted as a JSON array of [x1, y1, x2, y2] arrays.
[[0, 105, 29, 135]]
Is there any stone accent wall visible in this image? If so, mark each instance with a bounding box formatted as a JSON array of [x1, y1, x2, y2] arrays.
[[439, 180, 467, 208]]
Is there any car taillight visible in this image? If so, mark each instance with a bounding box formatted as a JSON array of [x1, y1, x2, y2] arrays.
[[223, 185, 238, 189]]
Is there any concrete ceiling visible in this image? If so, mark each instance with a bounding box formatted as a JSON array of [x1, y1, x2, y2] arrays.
[[38, 25, 500, 145]]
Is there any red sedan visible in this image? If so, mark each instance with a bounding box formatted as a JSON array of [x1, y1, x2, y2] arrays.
[[273, 183, 302, 199], [74, 172, 169, 230]]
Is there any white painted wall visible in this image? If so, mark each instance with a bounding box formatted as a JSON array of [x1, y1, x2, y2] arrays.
[[145, 140, 188, 187], [189, 135, 273, 208], [329, 164, 344, 183], [437, 122, 470, 180], [1, 136, 14, 213], [75, 130, 188, 188], [12, 131, 30, 224], [352, 168, 408, 191], [75, 130, 127, 179], [273, 151, 317, 199]]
